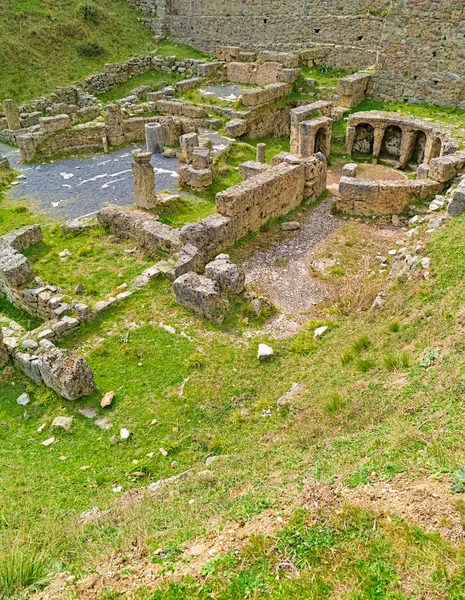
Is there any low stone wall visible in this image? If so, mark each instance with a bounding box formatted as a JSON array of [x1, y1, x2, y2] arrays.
[[241, 83, 292, 107], [97, 204, 182, 255], [180, 152, 327, 260], [337, 176, 443, 216]]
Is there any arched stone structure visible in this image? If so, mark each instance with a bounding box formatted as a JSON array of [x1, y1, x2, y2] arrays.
[[297, 116, 332, 158], [380, 125, 402, 160], [352, 123, 374, 154], [346, 111, 458, 170]]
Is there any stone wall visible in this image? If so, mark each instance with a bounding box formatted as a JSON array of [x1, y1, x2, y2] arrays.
[[338, 176, 442, 216], [150, 0, 465, 107], [180, 153, 327, 261]]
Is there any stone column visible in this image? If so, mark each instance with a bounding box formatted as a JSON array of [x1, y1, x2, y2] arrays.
[[399, 129, 416, 169], [4, 99, 21, 130], [180, 132, 199, 163], [256, 143, 266, 163], [105, 104, 125, 147], [146, 123, 163, 154], [372, 127, 385, 162], [132, 150, 158, 209], [298, 122, 315, 158], [417, 164, 429, 180], [345, 126, 356, 154]]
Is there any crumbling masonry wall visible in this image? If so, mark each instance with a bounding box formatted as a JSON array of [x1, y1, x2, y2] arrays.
[[140, 0, 465, 107]]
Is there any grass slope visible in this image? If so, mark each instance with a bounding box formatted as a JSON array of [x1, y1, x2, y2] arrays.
[[0, 0, 155, 103]]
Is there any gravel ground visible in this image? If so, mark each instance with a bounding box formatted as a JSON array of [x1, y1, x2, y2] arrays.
[[0, 141, 187, 221], [243, 195, 342, 322]]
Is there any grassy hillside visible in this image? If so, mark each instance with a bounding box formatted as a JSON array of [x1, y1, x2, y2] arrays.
[[0, 0, 156, 103]]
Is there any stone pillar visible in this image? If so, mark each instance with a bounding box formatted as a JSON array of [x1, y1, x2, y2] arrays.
[[346, 126, 356, 154], [424, 136, 438, 164], [298, 122, 315, 158], [105, 104, 125, 147], [399, 129, 416, 169], [256, 143, 266, 163], [132, 150, 158, 209], [180, 132, 199, 163], [342, 163, 357, 177], [372, 127, 385, 163], [146, 123, 163, 154], [4, 99, 21, 130]]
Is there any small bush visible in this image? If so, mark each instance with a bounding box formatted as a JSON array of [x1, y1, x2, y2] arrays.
[[185, 352, 206, 370], [329, 265, 346, 277], [388, 321, 400, 333], [289, 337, 316, 355], [353, 335, 371, 353], [324, 393, 347, 414], [340, 351, 353, 366], [76, 41, 104, 57], [356, 358, 376, 373], [77, 3, 100, 24]]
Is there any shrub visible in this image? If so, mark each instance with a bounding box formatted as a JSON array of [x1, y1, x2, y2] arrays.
[[185, 352, 206, 370], [324, 393, 347, 414], [356, 358, 376, 373], [340, 351, 353, 366], [388, 321, 400, 333], [76, 41, 104, 57], [77, 3, 100, 24], [352, 335, 371, 353]]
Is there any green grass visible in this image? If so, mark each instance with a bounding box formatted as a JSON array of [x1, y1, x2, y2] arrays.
[[300, 64, 352, 89], [0, 0, 158, 103]]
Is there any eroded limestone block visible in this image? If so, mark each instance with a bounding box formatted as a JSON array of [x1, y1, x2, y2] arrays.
[[169, 244, 204, 280], [4, 99, 21, 130], [257, 51, 298, 68], [204, 254, 245, 294], [448, 179, 465, 216], [0, 244, 34, 288], [226, 118, 247, 138], [173, 272, 229, 321], [39, 114, 72, 134], [180, 132, 199, 163], [192, 147, 212, 170], [39, 348, 96, 400], [178, 165, 213, 191], [429, 152, 465, 183], [238, 161, 270, 180]]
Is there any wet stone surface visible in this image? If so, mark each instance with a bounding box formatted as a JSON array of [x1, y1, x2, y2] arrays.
[[0, 142, 185, 221]]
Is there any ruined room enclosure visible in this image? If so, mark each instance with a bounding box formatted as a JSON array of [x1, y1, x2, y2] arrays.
[[1, 45, 465, 399]]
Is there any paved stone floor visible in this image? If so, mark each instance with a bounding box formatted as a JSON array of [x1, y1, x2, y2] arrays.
[[0, 141, 184, 221], [243, 195, 342, 334]]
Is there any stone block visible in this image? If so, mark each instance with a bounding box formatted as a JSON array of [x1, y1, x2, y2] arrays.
[[39, 348, 96, 400], [180, 132, 199, 162], [169, 244, 204, 280], [280, 68, 301, 83], [204, 254, 245, 294], [178, 165, 213, 191], [173, 272, 229, 321], [39, 114, 72, 134], [192, 147, 211, 170], [226, 118, 247, 138], [241, 83, 292, 107], [257, 51, 299, 68], [3, 99, 21, 130], [175, 77, 202, 93], [254, 62, 283, 86], [238, 161, 271, 180], [227, 62, 256, 85], [448, 179, 465, 216], [429, 152, 465, 183]]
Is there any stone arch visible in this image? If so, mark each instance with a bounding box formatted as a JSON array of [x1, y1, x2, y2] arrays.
[[381, 125, 403, 159], [353, 123, 374, 154], [409, 130, 427, 165]]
